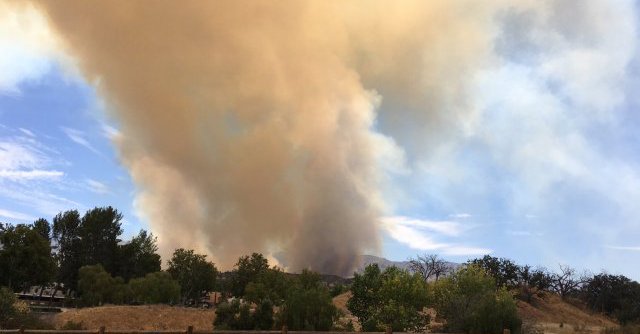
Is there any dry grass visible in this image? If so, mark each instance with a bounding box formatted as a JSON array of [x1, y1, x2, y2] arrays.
[[54, 305, 216, 330], [517, 292, 618, 334]]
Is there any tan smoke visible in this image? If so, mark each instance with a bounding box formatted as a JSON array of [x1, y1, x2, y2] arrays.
[[31, 0, 507, 274]]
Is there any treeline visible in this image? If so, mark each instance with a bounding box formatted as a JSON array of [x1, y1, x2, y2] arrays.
[[2, 207, 639, 332], [0, 207, 216, 305], [462, 255, 640, 325]]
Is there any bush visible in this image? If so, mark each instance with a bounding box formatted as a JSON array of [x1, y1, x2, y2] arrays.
[[0, 287, 52, 329], [279, 270, 338, 331], [429, 265, 521, 334], [214, 299, 273, 330], [78, 264, 128, 306], [129, 271, 180, 304], [348, 264, 429, 332]]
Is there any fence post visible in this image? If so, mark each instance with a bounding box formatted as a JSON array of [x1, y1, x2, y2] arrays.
[[282, 325, 288, 334], [99, 326, 105, 334], [19, 326, 24, 334], [385, 325, 392, 334], [187, 326, 193, 334], [503, 329, 511, 334]]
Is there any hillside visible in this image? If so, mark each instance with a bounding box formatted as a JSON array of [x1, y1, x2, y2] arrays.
[[517, 292, 617, 333], [53, 305, 215, 330], [331, 291, 618, 333]]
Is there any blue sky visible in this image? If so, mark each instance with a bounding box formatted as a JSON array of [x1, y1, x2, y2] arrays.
[[1, 1, 640, 278]]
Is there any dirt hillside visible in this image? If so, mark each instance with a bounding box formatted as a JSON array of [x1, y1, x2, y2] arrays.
[[54, 305, 216, 330], [333, 291, 618, 333]]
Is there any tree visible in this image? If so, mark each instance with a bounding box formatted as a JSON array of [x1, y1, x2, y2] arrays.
[[429, 265, 521, 334], [129, 271, 180, 304], [116, 230, 161, 281], [280, 269, 338, 331], [468, 255, 519, 289], [79, 207, 123, 274], [231, 253, 269, 297], [348, 264, 429, 332], [52, 210, 84, 292], [581, 273, 640, 324], [77, 264, 128, 306], [167, 248, 217, 302], [409, 254, 450, 281], [516, 266, 551, 302], [32, 218, 51, 242], [550, 265, 585, 299], [0, 224, 55, 291]]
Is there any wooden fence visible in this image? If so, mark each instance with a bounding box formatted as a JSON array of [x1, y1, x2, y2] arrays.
[[0, 327, 407, 334]]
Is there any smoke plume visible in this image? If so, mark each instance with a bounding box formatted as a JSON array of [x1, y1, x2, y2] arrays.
[[30, 0, 516, 274]]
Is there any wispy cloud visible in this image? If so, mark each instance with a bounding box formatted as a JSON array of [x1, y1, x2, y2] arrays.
[[0, 169, 63, 181], [606, 246, 640, 252], [0, 208, 35, 221], [381, 215, 491, 256], [507, 230, 543, 237], [61, 127, 101, 155], [101, 123, 120, 139], [86, 178, 109, 194], [18, 128, 35, 137], [449, 213, 472, 219]]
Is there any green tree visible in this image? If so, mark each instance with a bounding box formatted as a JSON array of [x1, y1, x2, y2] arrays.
[[116, 230, 161, 281], [79, 207, 123, 274], [0, 224, 55, 291], [468, 255, 520, 289], [77, 264, 128, 306], [231, 253, 269, 297], [429, 265, 521, 334], [129, 271, 180, 304], [348, 264, 429, 332], [32, 218, 51, 242], [581, 273, 640, 324], [167, 248, 217, 302], [52, 210, 84, 292], [280, 269, 338, 331]]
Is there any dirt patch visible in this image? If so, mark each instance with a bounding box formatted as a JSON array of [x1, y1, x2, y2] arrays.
[[54, 305, 215, 330]]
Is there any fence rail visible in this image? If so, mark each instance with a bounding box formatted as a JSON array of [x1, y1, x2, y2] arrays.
[[0, 328, 410, 334]]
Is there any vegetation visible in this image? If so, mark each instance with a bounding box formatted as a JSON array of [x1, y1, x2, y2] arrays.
[[348, 264, 429, 332], [0, 223, 55, 291], [2, 205, 640, 330], [129, 271, 180, 304], [0, 287, 52, 329], [167, 248, 218, 303], [429, 265, 521, 334]]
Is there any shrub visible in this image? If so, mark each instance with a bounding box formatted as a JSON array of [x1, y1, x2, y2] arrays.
[[129, 271, 180, 304], [78, 264, 128, 306], [429, 265, 521, 334], [0, 287, 52, 329], [348, 264, 429, 332], [214, 299, 273, 330]]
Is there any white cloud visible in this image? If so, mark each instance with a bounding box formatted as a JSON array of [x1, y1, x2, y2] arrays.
[[0, 208, 35, 221], [449, 213, 472, 219], [441, 246, 492, 256], [0, 169, 63, 181], [382, 215, 491, 256], [606, 246, 640, 252], [61, 127, 101, 155], [101, 123, 120, 139], [86, 178, 109, 194], [18, 128, 35, 137]]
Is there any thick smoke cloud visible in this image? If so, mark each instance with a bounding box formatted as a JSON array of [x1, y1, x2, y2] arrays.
[[29, 0, 639, 275]]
